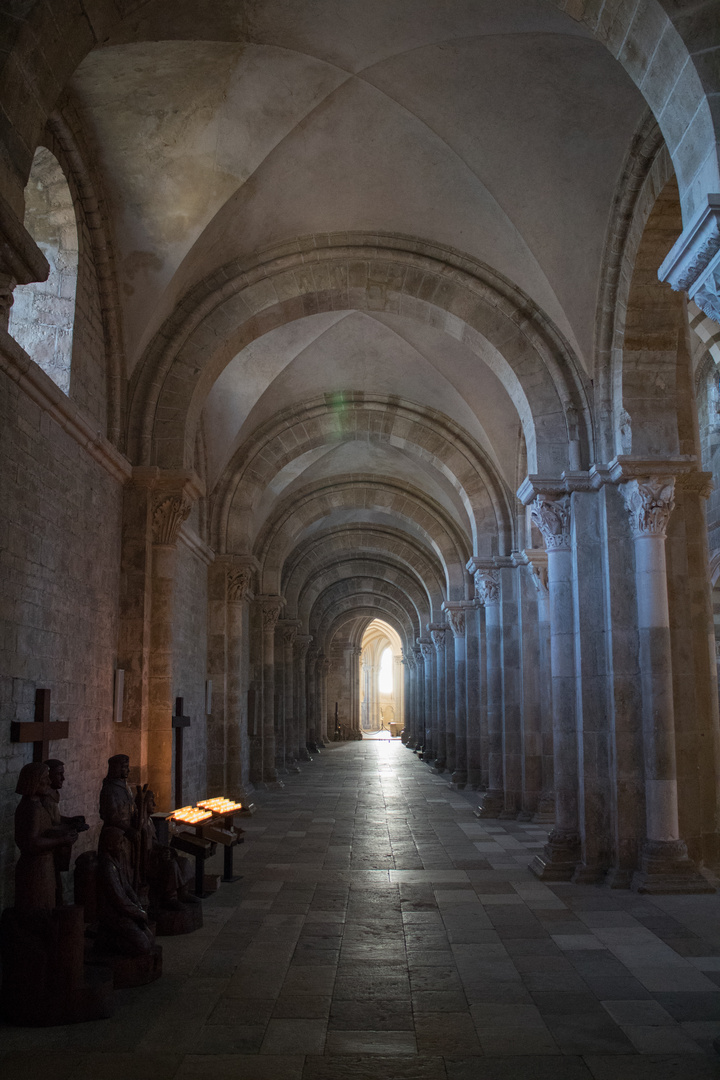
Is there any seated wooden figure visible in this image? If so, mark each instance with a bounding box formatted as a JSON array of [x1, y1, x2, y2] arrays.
[[0, 762, 113, 1025], [93, 827, 162, 988], [137, 788, 202, 935]]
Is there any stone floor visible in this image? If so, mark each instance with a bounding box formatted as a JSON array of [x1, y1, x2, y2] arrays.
[[3, 739, 720, 1078]]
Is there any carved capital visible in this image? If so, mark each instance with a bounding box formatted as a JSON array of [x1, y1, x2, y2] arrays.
[[152, 493, 192, 546], [430, 628, 446, 652], [279, 622, 298, 647], [295, 635, 313, 661], [419, 639, 434, 663], [474, 570, 500, 606], [531, 494, 572, 552], [227, 566, 253, 603], [443, 605, 466, 638], [620, 476, 675, 538], [659, 195, 720, 323], [258, 596, 283, 631]]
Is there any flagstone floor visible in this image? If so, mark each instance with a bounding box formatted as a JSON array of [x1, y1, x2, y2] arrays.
[[3, 739, 720, 1078]]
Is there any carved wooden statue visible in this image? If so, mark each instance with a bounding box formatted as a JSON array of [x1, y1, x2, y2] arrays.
[[99, 753, 139, 888], [42, 758, 88, 905], [136, 788, 202, 935], [14, 761, 78, 910], [96, 827, 154, 957]]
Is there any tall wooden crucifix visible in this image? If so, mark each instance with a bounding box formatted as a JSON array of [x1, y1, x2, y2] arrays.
[[172, 696, 191, 808], [10, 688, 69, 762]]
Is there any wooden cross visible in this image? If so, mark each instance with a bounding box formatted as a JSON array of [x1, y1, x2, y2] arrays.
[[172, 696, 191, 808], [10, 689, 69, 762]]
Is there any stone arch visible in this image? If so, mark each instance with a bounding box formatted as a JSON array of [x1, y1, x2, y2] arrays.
[[213, 390, 513, 557], [297, 559, 431, 632], [282, 528, 444, 617], [308, 576, 424, 641], [127, 236, 591, 477], [9, 145, 77, 394], [252, 476, 472, 598], [314, 596, 417, 655]]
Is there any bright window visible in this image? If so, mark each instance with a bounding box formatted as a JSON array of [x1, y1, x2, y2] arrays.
[[378, 647, 393, 694]]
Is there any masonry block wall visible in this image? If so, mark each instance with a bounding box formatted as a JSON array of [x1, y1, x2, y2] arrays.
[[0, 357, 123, 908]]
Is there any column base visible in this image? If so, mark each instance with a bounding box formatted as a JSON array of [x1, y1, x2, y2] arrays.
[[571, 862, 607, 885], [533, 790, 555, 825], [474, 789, 504, 818], [298, 747, 312, 762], [306, 741, 320, 754], [632, 840, 715, 894], [422, 748, 435, 763], [261, 778, 285, 791], [605, 867, 633, 890], [450, 770, 467, 789], [405, 736, 417, 749], [432, 758, 446, 773], [467, 769, 483, 790], [517, 810, 534, 822], [530, 829, 580, 882]]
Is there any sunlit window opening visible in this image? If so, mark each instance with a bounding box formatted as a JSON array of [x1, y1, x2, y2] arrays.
[[378, 646, 393, 694], [9, 146, 78, 394]]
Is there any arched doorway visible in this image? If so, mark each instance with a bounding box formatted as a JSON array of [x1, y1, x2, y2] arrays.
[[360, 619, 404, 736]]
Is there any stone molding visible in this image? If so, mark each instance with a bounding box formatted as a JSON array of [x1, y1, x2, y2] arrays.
[[518, 457, 712, 504], [659, 195, 720, 324], [620, 477, 676, 539], [531, 494, 572, 552], [177, 522, 214, 565], [0, 331, 132, 484]]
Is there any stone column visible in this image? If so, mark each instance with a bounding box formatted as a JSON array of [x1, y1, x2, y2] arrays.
[[394, 654, 404, 732], [465, 605, 483, 790], [472, 569, 504, 816], [278, 621, 300, 772], [257, 595, 283, 783], [525, 552, 554, 823], [529, 495, 580, 880], [147, 476, 199, 809], [430, 627, 447, 771], [307, 645, 319, 750], [419, 640, 435, 761], [443, 604, 468, 788], [402, 651, 416, 747], [413, 646, 425, 752], [620, 475, 711, 892], [225, 561, 254, 793], [319, 656, 331, 744], [352, 647, 362, 734], [295, 635, 312, 760]]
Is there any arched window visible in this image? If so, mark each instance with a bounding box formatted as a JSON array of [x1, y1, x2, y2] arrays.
[[378, 647, 393, 694], [9, 146, 77, 394]]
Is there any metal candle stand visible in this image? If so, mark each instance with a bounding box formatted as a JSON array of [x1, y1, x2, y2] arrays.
[[167, 801, 246, 897]]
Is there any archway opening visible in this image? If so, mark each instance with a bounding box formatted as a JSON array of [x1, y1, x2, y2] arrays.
[[360, 619, 404, 738]]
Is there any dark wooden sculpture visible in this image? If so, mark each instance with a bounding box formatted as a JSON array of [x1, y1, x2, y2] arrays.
[[1, 762, 113, 1025], [137, 788, 202, 935], [92, 826, 162, 988], [99, 753, 140, 889], [42, 758, 89, 905]]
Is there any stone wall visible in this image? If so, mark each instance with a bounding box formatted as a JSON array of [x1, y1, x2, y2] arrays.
[[0, 357, 123, 908], [171, 536, 209, 806]]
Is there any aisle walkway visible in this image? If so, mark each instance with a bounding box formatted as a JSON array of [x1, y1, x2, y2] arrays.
[[4, 740, 720, 1078]]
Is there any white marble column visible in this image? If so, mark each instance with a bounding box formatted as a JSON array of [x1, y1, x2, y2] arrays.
[[620, 475, 710, 892], [529, 496, 580, 880]]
